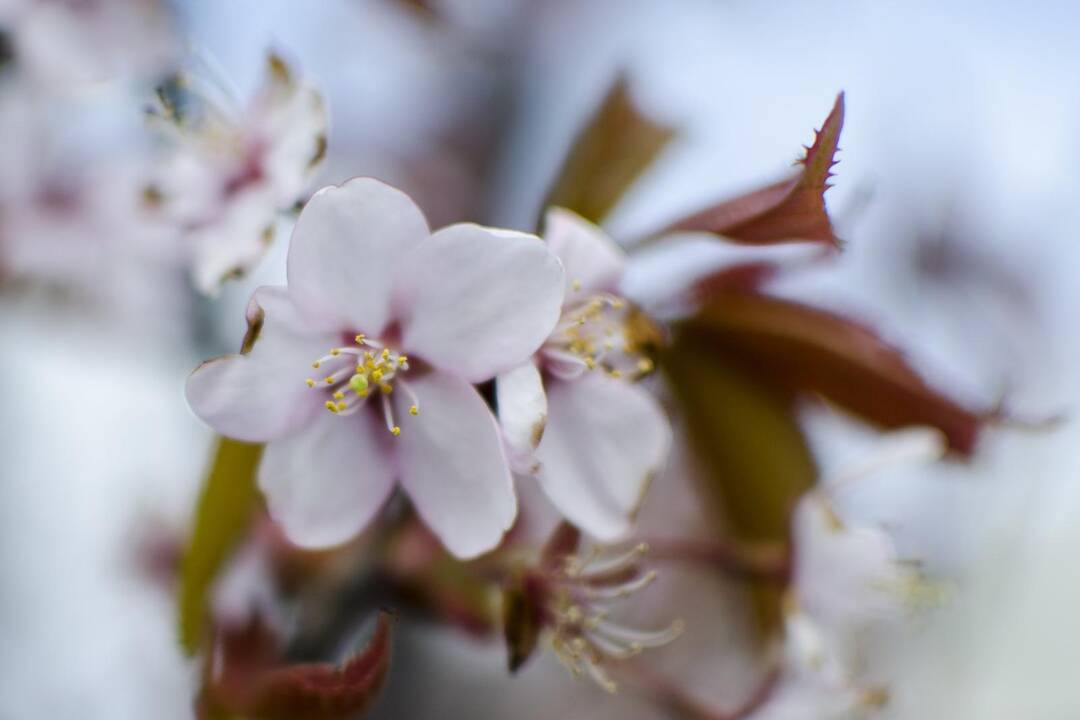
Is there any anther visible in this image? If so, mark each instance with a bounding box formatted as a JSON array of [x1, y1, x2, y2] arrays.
[[305, 378, 316, 387], [409, 405, 418, 416]]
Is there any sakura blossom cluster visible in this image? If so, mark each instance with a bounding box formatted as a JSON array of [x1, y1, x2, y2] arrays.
[[186, 178, 671, 558]]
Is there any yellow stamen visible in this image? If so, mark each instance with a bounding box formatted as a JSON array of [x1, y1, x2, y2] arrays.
[[409, 405, 419, 416], [305, 378, 316, 388], [390, 426, 401, 436]]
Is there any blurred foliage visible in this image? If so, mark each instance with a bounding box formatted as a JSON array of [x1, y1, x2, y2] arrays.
[[544, 75, 677, 224], [179, 437, 264, 655], [662, 337, 813, 632], [685, 291, 981, 454], [198, 612, 394, 720]]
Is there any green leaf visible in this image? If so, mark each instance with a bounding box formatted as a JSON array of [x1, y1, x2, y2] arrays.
[[661, 334, 815, 632], [179, 437, 264, 655], [659, 93, 844, 246], [544, 75, 677, 224]]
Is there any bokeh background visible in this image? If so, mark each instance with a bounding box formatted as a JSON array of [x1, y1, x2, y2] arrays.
[[2, 1, 1079, 717]]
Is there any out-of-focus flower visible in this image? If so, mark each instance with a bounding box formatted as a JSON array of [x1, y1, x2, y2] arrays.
[[144, 53, 327, 294], [497, 208, 670, 541], [0, 0, 175, 85], [0, 77, 176, 298], [748, 429, 947, 720], [186, 177, 565, 558]]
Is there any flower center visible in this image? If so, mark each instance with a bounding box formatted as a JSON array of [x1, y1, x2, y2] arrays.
[[304, 334, 418, 436], [541, 293, 653, 380]]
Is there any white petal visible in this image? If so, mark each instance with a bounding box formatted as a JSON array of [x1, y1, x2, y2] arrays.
[[259, 410, 397, 548], [397, 223, 564, 382], [536, 373, 670, 540], [287, 178, 430, 335], [495, 361, 547, 475], [544, 207, 625, 298], [396, 371, 517, 558], [189, 185, 277, 296], [185, 286, 336, 442], [255, 72, 327, 206], [792, 493, 911, 629]]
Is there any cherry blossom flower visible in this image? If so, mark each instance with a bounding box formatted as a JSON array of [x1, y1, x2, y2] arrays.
[[186, 178, 565, 558], [496, 208, 670, 541], [144, 53, 327, 294], [751, 429, 948, 719]]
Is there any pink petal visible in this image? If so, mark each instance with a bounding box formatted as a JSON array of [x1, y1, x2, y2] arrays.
[[260, 409, 397, 549], [544, 207, 625, 298], [495, 361, 547, 475], [185, 286, 336, 442], [536, 373, 670, 541], [396, 223, 564, 383], [396, 370, 517, 558], [287, 178, 429, 335]]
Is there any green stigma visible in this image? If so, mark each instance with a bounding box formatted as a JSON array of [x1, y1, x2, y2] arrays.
[[349, 373, 369, 394]]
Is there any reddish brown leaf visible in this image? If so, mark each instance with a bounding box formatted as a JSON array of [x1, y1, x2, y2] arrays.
[[544, 75, 677, 223], [200, 612, 394, 720], [661, 93, 844, 246], [682, 290, 983, 454]]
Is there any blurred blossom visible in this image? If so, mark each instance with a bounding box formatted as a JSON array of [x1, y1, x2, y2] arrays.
[[0, 0, 175, 85], [143, 52, 328, 294]]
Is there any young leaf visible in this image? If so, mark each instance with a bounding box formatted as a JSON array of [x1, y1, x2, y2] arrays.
[[544, 75, 677, 224], [178, 437, 264, 655], [684, 290, 983, 454], [199, 612, 394, 720], [659, 93, 844, 246], [661, 335, 813, 633]]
